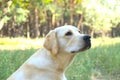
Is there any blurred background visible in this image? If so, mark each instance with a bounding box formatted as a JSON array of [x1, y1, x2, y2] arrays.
[[0, 0, 120, 80], [0, 0, 120, 38]]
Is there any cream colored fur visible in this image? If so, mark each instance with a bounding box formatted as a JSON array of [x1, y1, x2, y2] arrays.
[[7, 25, 91, 80]]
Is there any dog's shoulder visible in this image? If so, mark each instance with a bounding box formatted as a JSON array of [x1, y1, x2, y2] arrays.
[[26, 48, 52, 68]]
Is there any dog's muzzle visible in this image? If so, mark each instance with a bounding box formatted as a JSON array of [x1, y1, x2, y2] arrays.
[[71, 35, 91, 53], [83, 35, 91, 49]]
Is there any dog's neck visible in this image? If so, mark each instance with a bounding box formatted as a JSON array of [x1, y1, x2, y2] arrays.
[[27, 48, 75, 73], [50, 50, 75, 72]]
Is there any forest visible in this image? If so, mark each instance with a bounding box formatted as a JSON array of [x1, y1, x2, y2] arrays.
[[1, 1, 120, 80], [0, 0, 120, 38]]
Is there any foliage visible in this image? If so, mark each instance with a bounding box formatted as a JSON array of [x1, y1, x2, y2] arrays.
[[82, 0, 120, 31], [15, 8, 29, 24], [0, 0, 120, 37], [9, 0, 29, 24]]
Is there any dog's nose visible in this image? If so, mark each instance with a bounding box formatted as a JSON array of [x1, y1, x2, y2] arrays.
[[83, 35, 91, 41]]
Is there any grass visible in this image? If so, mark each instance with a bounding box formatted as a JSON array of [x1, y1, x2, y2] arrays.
[[66, 38, 120, 80], [0, 37, 120, 80], [0, 37, 44, 50], [0, 49, 36, 80]]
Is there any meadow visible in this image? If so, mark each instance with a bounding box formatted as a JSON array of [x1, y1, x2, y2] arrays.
[[0, 37, 120, 80]]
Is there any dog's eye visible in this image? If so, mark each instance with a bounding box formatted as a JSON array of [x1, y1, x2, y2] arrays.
[[78, 30, 81, 33], [65, 31, 72, 36]]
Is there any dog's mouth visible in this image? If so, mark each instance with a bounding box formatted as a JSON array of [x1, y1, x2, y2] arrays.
[[80, 41, 91, 51], [71, 40, 91, 53]]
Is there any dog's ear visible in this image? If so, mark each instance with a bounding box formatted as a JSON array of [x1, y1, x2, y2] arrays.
[[43, 30, 59, 54]]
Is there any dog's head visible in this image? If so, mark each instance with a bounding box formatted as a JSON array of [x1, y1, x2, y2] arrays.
[[44, 25, 91, 54]]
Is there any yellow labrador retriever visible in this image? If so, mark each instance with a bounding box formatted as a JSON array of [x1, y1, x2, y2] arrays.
[[7, 25, 91, 80]]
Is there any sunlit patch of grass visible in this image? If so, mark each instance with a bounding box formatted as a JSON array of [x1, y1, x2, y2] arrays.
[[0, 37, 120, 50], [92, 37, 120, 48], [0, 37, 44, 50]]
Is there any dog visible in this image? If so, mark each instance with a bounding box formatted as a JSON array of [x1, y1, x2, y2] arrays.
[[7, 25, 91, 80]]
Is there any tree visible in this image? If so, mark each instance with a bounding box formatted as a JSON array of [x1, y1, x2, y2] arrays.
[[81, 0, 120, 37], [0, 0, 83, 38], [0, 0, 12, 30]]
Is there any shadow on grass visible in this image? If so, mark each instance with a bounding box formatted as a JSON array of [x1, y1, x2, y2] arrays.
[[0, 42, 120, 80]]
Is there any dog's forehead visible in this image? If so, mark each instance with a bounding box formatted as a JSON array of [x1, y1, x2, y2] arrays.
[[54, 25, 79, 34]]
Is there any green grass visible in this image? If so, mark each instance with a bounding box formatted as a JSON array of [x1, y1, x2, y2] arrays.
[[66, 38, 120, 80], [0, 49, 36, 80], [0, 37, 44, 50], [0, 38, 120, 80]]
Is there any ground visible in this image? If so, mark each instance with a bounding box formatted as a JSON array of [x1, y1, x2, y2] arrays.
[[0, 37, 120, 80]]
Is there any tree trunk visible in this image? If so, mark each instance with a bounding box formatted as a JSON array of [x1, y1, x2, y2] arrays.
[[70, 12, 73, 25], [26, 22, 30, 38], [0, 18, 5, 30], [46, 10, 52, 34], [63, 0, 68, 25], [52, 13, 56, 28], [77, 14, 83, 29], [34, 8, 39, 38], [69, 0, 77, 25], [90, 30, 94, 38]]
